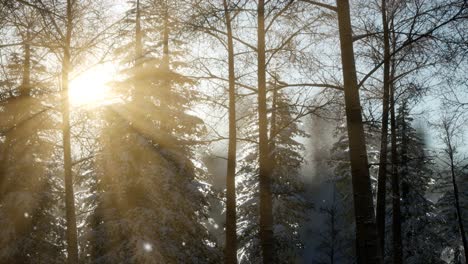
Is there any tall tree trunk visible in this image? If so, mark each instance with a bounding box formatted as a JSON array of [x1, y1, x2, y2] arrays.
[[134, 0, 144, 105], [61, 1, 79, 263], [269, 75, 277, 152], [331, 186, 336, 264], [389, 15, 403, 262], [376, 0, 391, 254], [335, 1, 381, 263], [22, 29, 31, 97], [17, 28, 33, 264], [390, 71, 402, 264], [162, 1, 170, 70], [223, 0, 238, 263], [161, 2, 173, 142], [257, 1, 274, 263], [446, 132, 468, 262], [135, 0, 142, 62]]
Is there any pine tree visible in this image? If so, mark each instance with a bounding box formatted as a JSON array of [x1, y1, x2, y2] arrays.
[[85, 1, 220, 263], [0, 16, 64, 263], [396, 102, 444, 263], [237, 90, 311, 263]]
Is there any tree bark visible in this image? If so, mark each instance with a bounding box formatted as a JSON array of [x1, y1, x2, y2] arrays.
[[223, 0, 238, 263], [376, 0, 391, 254], [61, 1, 79, 263], [257, 1, 274, 263], [335, 1, 382, 263]]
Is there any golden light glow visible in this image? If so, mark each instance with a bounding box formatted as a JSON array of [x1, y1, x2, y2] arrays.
[[69, 64, 116, 107]]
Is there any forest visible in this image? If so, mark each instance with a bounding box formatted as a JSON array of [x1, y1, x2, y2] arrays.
[[0, 0, 467, 263]]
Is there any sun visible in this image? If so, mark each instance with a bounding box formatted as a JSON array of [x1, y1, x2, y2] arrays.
[[69, 64, 116, 107]]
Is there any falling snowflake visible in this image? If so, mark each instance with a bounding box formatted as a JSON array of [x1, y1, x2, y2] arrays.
[[143, 242, 153, 252]]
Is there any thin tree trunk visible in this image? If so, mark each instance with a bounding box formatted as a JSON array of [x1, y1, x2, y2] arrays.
[[446, 132, 468, 262], [331, 186, 336, 264], [22, 29, 31, 97], [269, 74, 277, 157], [335, 1, 381, 263], [257, 1, 274, 263], [223, 0, 238, 263], [61, 0, 79, 263], [18, 29, 32, 264], [134, 0, 144, 105], [376, 0, 391, 254], [451, 161, 468, 263], [161, 2, 174, 144], [162, 3, 170, 70], [135, 0, 142, 62], [390, 72, 402, 264], [389, 15, 403, 262]]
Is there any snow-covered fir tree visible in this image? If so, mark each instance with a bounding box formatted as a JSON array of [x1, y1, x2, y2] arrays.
[[0, 29, 64, 262], [396, 102, 445, 263], [237, 89, 311, 263], [84, 1, 220, 263]]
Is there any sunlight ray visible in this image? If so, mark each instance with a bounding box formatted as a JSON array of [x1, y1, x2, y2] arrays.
[[69, 64, 117, 107]]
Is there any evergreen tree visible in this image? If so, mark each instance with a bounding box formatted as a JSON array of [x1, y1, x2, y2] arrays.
[[85, 1, 220, 263], [0, 19, 64, 263], [237, 90, 311, 263], [396, 102, 444, 263]]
